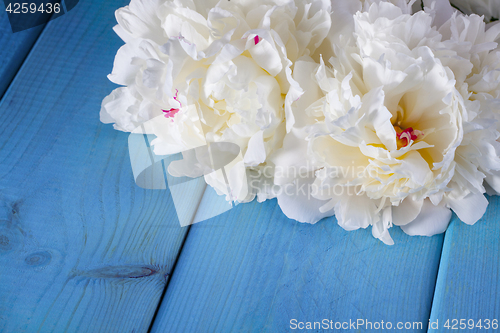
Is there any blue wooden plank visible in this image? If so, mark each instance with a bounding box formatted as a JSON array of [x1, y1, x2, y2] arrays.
[[0, 0, 192, 331], [429, 195, 500, 332], [151, 199, 444, 332], [0, 3, 45, 96]]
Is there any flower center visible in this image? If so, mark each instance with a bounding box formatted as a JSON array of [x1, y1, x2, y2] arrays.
[[394, 126, 423, 149]]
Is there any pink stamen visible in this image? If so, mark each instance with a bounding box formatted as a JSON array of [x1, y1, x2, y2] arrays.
[[162, 89, 182, 119], [396, 127, 423, 149], [162, 108, 180, 118], [254, 35, 260, 45], [173, 89, 182, 107]]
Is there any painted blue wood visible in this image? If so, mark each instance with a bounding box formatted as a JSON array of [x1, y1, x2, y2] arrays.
[[151, 198, 444, 332], [0, 4, 45, 96], [429, 195, 500, 332], [0, 0, 192, 331]]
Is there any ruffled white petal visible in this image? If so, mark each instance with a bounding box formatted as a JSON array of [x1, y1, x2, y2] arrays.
[[446, 192, 488, 225], [423, 0, 454, 28], [244, 130, 267, 166], [372, 207, 394, 245], [334, 193, 379, 231], [271, 127, 314, 185], [277, 176, 334, 224], [400, 199, 452, 236], [392, 197, 424, 226]]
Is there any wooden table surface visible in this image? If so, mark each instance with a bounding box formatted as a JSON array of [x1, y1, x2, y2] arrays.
[[0, 1, 498, 332]]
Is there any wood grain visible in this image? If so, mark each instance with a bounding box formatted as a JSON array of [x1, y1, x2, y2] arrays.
[[151, 198, 444, 332], [429, 195, 500, 332], [0, 0, 192, 331], [0, 5, 45, 97], [1, 0, 498, 330]]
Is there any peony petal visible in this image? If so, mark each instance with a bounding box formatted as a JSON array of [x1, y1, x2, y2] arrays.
[[486, 169, 500, 194], [335, 193, 379, 231], [360, 87, 398, 151], [398, 150, 432, 186], [115, 5, 158, 41], [100, 87, 141, 132], [400, 199, 452, 236], [271, 127, 314, 185], [372, 207, 394, 245], [291, 57, 324, 127], [277, 176, 334, 224], [107, 44, 140, 86], [392, 197, 424, 226], [247, 34, 283, 77], [446, 192, 488, 225], [284, 65, 303, 132], [326, 0, 360, 45], [423, 0, 454, 29], [142, 59, 166, 89], [243, 130, 267, 166]]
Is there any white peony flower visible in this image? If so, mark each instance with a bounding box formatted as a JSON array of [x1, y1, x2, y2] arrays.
[[101, 0, 500, 243], [273, 0, 500, 244], [449, 0, 500, 22], [436, 4, 500, 194], [101, 0, 332, 202]]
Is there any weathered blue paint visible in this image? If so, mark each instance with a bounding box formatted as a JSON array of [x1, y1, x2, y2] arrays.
[[0, 1, 190, 332], [151, 198, 444, 333], [0, 6, 45, 97], [429, 195, 500, 332], [0, 0, 499, 332]]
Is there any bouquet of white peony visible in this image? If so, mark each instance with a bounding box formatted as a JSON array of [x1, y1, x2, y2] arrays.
[[101, 0, 500, 244]]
